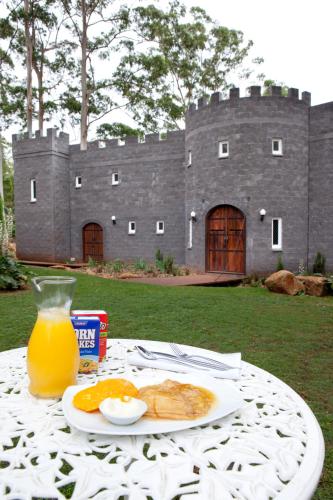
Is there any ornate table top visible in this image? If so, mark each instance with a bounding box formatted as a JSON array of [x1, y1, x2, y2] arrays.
[[0, 339, 324, 500]]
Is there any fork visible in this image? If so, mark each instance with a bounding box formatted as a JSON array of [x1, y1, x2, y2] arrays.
[[135, 345, 210, 370], [169, 343, 233, 370], [135, 345, 229, 371]]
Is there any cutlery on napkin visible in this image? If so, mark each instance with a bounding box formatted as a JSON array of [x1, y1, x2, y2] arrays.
[[127, 347, 242, 379]]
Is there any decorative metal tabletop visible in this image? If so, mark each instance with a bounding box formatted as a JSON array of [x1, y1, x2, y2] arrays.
[[0, 339, 324, 500]]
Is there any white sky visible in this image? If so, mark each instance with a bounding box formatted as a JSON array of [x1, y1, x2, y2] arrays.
[[186, 0, 333, 105]]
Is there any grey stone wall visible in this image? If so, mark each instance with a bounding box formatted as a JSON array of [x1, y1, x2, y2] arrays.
[[309, 102, 333, 271], [13, 129, 71, 262], [185, 87, 310, 274], [69, 131, 185, 264]]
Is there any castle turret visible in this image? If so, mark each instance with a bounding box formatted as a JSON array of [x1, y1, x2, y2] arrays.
[[13, 129, 71, 262], [185, 86, 311, 273]]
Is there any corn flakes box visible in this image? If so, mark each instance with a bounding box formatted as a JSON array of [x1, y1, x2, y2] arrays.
[[71, 316, 100, 373], [72, 310, 108, 362]]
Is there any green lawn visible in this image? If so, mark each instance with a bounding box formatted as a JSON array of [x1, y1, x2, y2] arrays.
[[0, 266, 332, 498]]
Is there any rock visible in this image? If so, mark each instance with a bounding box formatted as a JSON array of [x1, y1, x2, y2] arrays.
[[50, 265, 69, 270], [296, 275, 329, 297], [118, 272, 142, 279], [265, 270, 305, 296]]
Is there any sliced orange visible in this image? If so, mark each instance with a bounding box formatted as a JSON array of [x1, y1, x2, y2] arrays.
[[73, 378, 138, 412]]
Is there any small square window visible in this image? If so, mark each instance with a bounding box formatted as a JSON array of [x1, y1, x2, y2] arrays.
[[75, 176, 82, 188], [272, 138, 283, 156], [187, 150, 192, 167], [218, 141, 229, 158], [128, 221, 136, 234], [272, 218, 282, 250], [30, 179, 36, 202], [156, 221, 165, 234], [112, 172, 119, 185]]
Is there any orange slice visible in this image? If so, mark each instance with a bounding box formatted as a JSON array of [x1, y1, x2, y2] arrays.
[[73, 378, 138, 412]]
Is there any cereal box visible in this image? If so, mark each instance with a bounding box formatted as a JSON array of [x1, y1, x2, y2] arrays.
[[71, 310, 108, 362], [71, 316, 100, 373]]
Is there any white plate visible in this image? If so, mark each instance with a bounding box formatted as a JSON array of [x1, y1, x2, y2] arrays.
[[62, 373, 244, 435]]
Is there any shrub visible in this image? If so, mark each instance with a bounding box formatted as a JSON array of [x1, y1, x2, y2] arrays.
[[155, 249, 164, 272], [111, 259, 124, 273], [87, 256, 97, 269], [134, 258, 147, 271], [0, 255, 30, 290], [155, 249, 163, 262], [163, 255, 174, 274], [313, 252, 326, 275], [276, 254, 284, 271]]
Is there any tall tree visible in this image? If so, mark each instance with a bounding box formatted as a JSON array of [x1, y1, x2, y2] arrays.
[[23, 0, 34, 136], [60, 0, 130, 149], [5, 0, 74, 135], [112, 0, 262, 131]]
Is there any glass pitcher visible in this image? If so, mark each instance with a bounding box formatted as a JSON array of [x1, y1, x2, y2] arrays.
[[27, 276, 80, 398]]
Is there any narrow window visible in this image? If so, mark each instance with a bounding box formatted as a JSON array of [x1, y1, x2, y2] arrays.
[[75, 176, 82, 188], [272, 138, 283, 156], [112, 172, 119, 185], [218, 141, 229, 158], [187, 150, 192, 167], [128, 221, 136, 234], [272, 218, 282, 250], [30, 179, 36, 202], [156, 221, 165, 234]]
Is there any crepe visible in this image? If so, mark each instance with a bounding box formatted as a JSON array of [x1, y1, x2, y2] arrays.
[[138, 379, 215, 420]]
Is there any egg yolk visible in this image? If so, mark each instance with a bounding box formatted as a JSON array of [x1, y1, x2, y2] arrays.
[[73, 378, 139, 412]]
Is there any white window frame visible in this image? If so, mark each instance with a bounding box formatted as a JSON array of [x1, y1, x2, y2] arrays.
[[218, 140, 229, 158], [128, 221, 136, 234], [112, 172, 119, 185], [30, 178, 36, 202], [156, 220, 165, 234], [187, 150, 192, 167], [75, 175, 82, 188], [272, 138, 283, 156], [272, 218, 282, 250]]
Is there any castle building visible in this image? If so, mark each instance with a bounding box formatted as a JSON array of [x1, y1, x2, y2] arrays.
[[12, 86, 333, 274]]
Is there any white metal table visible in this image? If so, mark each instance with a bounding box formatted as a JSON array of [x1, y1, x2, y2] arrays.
[[0, 339, 324, 499]]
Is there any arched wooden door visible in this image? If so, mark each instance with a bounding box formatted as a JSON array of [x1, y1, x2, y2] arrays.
[[83, 223, 104, 262], [206, 205, 245, 273]]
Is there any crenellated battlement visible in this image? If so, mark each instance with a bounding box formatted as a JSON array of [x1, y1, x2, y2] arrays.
[[12, 127, 70, 144], [187, 86, 311, 115], [12, 127, 185, 154]]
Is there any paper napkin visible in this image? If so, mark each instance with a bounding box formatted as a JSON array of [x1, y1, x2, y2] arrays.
[[127, 351, 242, 379]]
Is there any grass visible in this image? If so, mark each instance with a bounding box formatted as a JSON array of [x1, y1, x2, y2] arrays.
[[0, 266, 332, 498]]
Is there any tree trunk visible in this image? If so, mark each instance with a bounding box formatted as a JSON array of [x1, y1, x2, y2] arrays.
[[80, 0, 88, 150], [33, 61, 44, 134], [24, 0, 33, 137], [0, 135, 4, 200]]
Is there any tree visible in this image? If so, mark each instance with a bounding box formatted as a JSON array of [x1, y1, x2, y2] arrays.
[[5, 0, 74, 135], [96, 122, 142, 140], [112, 0, 261, 131], [60, 0, 131, 149], [262, 79, 289, 96]]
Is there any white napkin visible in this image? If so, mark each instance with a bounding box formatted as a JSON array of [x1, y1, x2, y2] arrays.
[[127, 350, 242, 379]]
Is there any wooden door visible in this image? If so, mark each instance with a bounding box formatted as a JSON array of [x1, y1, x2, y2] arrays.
[[206, 205, 245, 273], [83, 223, 104, 262]]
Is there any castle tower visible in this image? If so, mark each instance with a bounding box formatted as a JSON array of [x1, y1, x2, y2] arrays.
[[13, 129, 71, 262], [185, 86, 311, 274], [308, 102, 333, 270]]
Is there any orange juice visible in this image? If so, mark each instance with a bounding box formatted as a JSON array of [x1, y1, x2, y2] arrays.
[[27, 307, 80, 398]]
